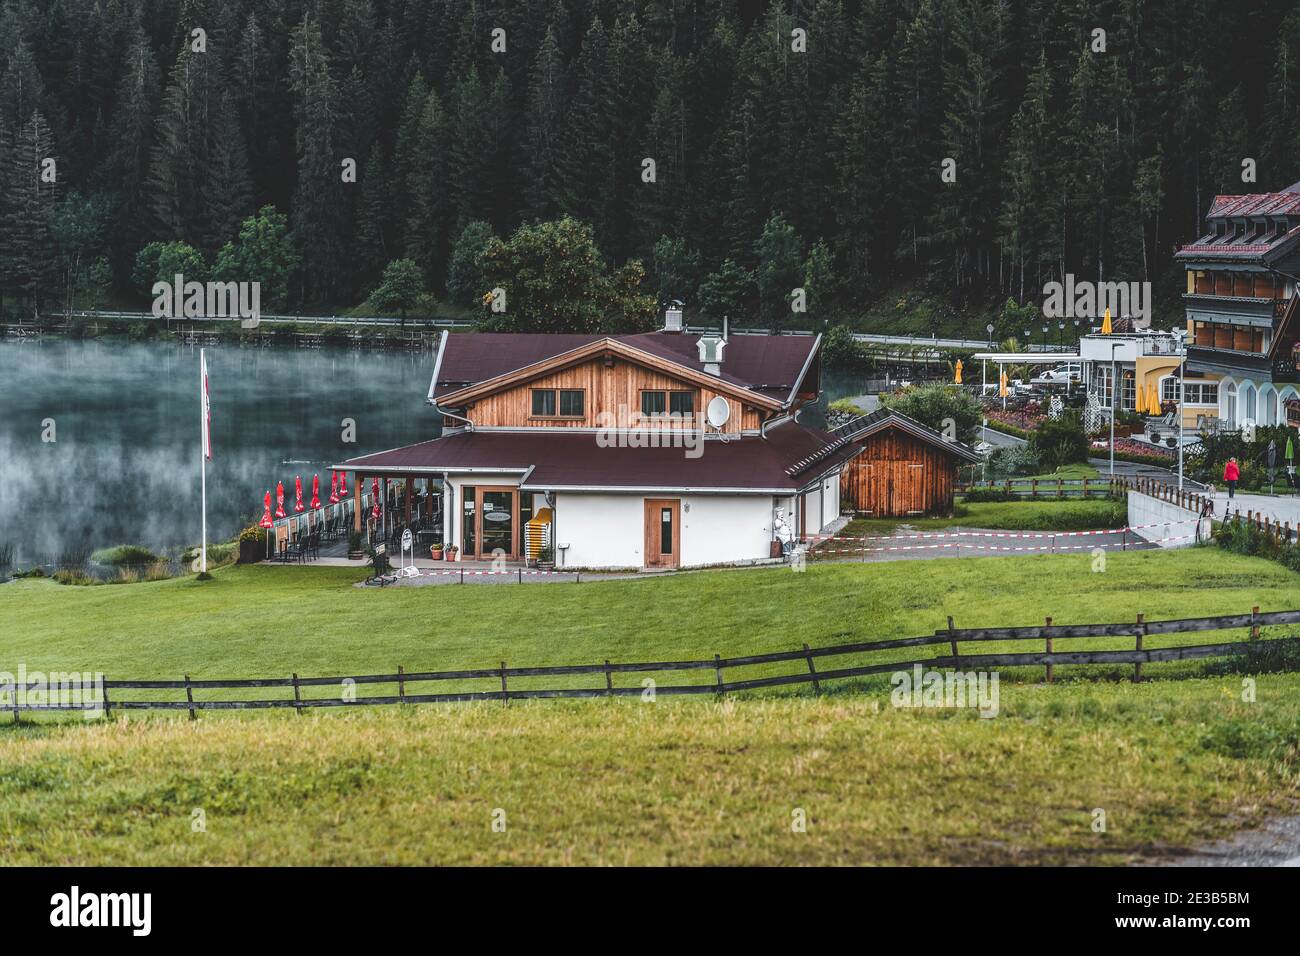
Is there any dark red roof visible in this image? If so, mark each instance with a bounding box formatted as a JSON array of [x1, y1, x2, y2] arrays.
[[430, 331, 819, 405], [336, 421, 853, 492], [1206, 184, 1300, 219]]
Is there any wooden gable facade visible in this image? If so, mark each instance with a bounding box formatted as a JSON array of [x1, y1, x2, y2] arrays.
[[454, 356, 764, 433], [435, 338, 783, 433], [835, 412, 979, 518]]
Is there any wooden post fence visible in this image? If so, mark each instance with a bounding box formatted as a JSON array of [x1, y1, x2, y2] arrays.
[[1045, 616, 1053, 683], [13, 608, 1300, 719], [1133, 613, 1144, 683], [802, 643, 820, 695]]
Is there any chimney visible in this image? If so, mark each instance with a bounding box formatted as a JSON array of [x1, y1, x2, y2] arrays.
[[662, 302, 684, 333], [697, 334, 726, 375]]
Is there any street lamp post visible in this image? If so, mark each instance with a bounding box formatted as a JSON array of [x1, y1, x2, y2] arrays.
[[1109, 342, 1121, 477], [984, 323, 994, 399], [1058, 321, 1065, 350], [1175, 329, 1187, 489], [1042, 324, 1049, 352]]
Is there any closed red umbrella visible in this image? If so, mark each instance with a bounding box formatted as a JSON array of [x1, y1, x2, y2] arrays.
[[275, 481, 286, 518], [328, 471, 340, 504], [294, 475, 305, 513], [310, 474, 321, 509], [339, 470, 348, 497], [259, 491, 274, 528], [371, 476, 381, 519]]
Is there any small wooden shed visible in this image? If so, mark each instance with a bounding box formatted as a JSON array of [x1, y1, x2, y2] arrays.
[[835, 410, 980, 517]]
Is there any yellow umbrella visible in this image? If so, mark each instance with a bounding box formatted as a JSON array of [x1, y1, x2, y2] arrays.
[[954, 359, 963, 384], [1101, 307, 1112, 334], [1151, 383, 1162, 414], [999, 369, 1008, 397]]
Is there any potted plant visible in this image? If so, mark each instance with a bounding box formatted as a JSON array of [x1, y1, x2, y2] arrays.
[[237, 525, 267, 564], [430, 543, 444, 560], [536, 545, 554, 570], [347, 531, 364, 560], [445, 544, 458, 561]]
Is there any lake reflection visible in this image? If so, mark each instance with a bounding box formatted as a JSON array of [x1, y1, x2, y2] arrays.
[[0, 339, 439, 565]]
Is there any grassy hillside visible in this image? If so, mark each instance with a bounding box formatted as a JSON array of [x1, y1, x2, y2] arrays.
[[2, 679, 1297, 866]]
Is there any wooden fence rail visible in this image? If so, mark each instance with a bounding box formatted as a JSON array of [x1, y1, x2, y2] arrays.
[[956, 477, 1111, 499], [7, 608, 1298, 717]]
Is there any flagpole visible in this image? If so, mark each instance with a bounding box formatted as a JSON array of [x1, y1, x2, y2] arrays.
[[200, 348, 208, 575]]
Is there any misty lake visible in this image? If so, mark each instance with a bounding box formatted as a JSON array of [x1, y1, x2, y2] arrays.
[[0, 337, 861, 568], [0, 338, 440, 567]]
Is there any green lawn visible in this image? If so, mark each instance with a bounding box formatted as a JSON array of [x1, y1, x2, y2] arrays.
[[2, 679, 1297, 865], [0, 545, 1290, 691], [832, 497, 1126, 539], [2, 549, 1298, 865], [1021, 463, 1100, 481]]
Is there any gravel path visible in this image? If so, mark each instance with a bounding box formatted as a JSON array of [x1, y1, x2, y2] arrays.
[[1161, 815, 1300, 867]]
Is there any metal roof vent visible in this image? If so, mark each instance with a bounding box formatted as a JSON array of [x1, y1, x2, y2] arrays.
[[697, 334, 726, 375], [662, 303, 684, 333]]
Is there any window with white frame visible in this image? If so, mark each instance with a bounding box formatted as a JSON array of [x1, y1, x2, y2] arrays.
[[1160, 376, 1219, 406], [1120, 370, 1136, 410]]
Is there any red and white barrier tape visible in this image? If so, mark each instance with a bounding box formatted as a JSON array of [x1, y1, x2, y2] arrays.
[[804, 519, 1200, 545], [810, 532, 1196, 555]]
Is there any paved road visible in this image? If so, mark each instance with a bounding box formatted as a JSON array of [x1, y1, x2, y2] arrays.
[[1209, 489, 1300, 525], [811, 525, 1171, 564]]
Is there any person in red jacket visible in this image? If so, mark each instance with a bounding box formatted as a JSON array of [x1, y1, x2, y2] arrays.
[[1223, 457, 1240, 499]]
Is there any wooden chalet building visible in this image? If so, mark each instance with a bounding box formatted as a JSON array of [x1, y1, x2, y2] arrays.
[[336, 316, 872, 570], [833, 410, 979, 517]]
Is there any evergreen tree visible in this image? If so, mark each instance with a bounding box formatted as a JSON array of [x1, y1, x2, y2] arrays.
[[0, 110, 59, 312]]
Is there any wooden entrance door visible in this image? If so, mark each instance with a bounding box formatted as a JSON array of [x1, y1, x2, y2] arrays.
[[644, 499, 681, 568]]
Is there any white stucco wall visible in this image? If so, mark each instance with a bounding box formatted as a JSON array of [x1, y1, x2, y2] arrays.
[[553, 492, 779, 569], [802, 485, 822, 534], [679, 495, 777, 567], [552, 494, 645, 568], [822, 474, 840, 524], [1126, 490, 1206, 547]]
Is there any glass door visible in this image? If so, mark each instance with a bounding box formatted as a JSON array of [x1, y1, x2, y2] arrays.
[[477, 488, 516, 558]]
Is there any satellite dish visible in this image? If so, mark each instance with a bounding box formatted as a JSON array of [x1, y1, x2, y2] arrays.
[[706, 396, 731, 429]]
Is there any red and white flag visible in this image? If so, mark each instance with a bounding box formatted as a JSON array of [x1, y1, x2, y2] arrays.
[[201, 350, 212, 460]]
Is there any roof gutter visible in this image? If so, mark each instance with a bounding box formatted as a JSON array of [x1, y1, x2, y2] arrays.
[[784, 333, 822, 408], [425, 329, 449, 404]]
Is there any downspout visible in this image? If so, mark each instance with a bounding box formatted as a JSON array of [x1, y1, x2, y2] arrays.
[[442, 471, 452, 548], [438, 405, 474, 431]]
